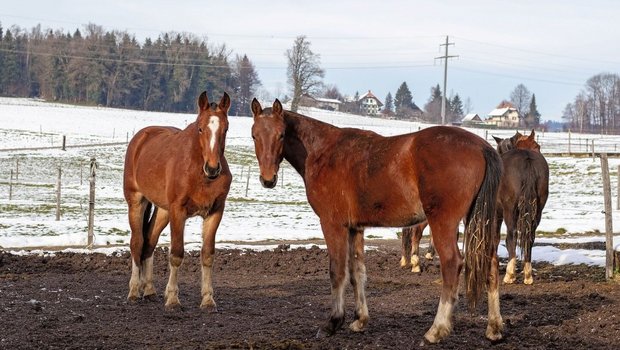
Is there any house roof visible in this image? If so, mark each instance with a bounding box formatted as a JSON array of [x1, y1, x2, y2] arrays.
[[462, 113, 481, 122], [488, 107, 517, 117], [359, 90, 383, 106], [314, 97, 342, 105]]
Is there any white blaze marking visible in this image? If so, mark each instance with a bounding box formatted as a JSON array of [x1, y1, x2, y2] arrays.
[[208, 116, 220, 151]]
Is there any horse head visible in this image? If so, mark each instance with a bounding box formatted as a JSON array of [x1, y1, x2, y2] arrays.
[[515, 130, 541, 152], [251, 98, 285, 188], [196, 91, 230, 179], [492, 131, 523, 155]]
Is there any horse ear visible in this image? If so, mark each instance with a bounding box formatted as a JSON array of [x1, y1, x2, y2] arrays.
[[198, 91, 209, 111], [492, 136, 503, 145], [251, 98, 262, 118], [529, 129, 536, 139], [218, 92, 231, 112], [273, 99, 283, 115]]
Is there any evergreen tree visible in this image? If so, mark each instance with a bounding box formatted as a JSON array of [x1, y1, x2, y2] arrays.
[[232, 54, 261, 116], [394, 82, 413, 112], [449, 94, 464, 121], [525, 93, 541, 127], [423, 84, 443, 123], [383, 92, 394, 116]]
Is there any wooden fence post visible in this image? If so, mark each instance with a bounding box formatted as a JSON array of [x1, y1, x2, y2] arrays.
[[87, 158, 97, 248], [600, 154, 614, 280], [61, 135, 66, 151], [592, 140, 595, 161], [617, 165, 620, 210], [568, 130, 571, 154], [9, 169, 13, 200], [15, 158, 19, 181], [56, 166, 62, 221], [245, 165, 251, 197]]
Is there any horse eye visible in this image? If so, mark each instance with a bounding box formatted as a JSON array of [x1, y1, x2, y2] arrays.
[[252, 135, 256, 140], [279, 133, 284, 140], [198, 128, 203, 133]]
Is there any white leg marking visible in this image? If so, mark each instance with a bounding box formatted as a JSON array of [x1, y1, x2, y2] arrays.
[[165, 257, 182, 308], [523, 262, 534, 285], [410, 254, 421, 273], [424, 299, 455, 343], [142, 256, 156, 297], [208, 116, 220, 152], [503, 258, 517, 284], [486, 288, 504, 340], [200, 255, 216, 309], [127, 259, 141, 300]]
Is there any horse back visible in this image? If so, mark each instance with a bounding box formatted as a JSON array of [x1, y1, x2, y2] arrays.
[[500, 149, 549, 209]]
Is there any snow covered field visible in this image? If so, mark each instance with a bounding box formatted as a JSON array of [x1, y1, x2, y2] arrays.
[[0, 97, 618, 266]]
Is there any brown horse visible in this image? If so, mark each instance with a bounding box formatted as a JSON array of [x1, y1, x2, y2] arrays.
[[124, 91, 232, 310], [251, 99, 504, 344], [399, 221, 436, 273], [493, 130, 549, 284]]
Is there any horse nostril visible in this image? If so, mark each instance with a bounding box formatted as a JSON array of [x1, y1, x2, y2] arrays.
[[204, 162, 222, 179], [259, 174, 278, 188]]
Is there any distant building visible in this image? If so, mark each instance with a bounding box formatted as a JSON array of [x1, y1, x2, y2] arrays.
[[461, 113, 483, 126], [487, 107, 520, 128], [299, 94, 342, 111], [358, 90, 383, 116]]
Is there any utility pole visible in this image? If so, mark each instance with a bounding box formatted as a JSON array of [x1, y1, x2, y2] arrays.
[[435, 36, 458, 125]]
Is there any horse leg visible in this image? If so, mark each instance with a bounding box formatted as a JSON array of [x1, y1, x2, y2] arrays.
[[423, 221, 462, 344], [127, 194, 148, 301], [319, 220, 349, 336], [523, 233, 535, 285], [199, 208, 224, 311], [425, 232, 436, 260], [410, 224, 423, 273], [348, 228, 368, 332], [141, 208, 169, 300], [164, 207, 186, 309], [486, 248, 504, 340], [503, 211, 517, 284], [400, 226, 413, 268]]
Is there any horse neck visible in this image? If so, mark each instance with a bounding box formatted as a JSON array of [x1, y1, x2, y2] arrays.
[[282, 111, 338, 178]]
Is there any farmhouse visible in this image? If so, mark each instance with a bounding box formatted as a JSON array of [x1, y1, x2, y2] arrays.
[[486, 107, 520, 128], [358, 90, 383, 116]]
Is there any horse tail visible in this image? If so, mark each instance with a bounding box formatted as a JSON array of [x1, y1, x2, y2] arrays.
[[140, 201, 155, 262], [516, 162, 539, 258], [464, 146, 502, 310]]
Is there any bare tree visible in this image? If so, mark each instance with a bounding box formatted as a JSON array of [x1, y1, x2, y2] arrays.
[[509, 83, 531, 116], [286, 36, 324, 112]]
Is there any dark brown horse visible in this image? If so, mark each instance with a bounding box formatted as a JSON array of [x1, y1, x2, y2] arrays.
[[124, 91, 232, 310], [493, 130, 549, 284], [251, 99, 504, 344], [400, 221, 436, 272]]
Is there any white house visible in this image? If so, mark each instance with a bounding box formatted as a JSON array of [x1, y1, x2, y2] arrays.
[[487, 107, 520, 128], [358, 90, 383, 116]]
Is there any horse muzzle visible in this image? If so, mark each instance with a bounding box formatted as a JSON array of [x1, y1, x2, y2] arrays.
[[204, 162, 222, 179], [260, 174, 278, 189]]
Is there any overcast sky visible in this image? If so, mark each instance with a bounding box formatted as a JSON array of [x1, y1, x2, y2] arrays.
[[2, 0, 619, 121]]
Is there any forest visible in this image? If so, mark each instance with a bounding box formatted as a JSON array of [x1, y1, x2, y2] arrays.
[[0, 23, 259, 116]]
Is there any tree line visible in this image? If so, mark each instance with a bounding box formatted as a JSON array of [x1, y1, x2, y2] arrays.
[[562, 73, 620, 134], [0, 22, 261, 115]]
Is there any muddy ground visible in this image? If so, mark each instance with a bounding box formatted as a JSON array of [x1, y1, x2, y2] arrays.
[[1, 240, 619, 349]]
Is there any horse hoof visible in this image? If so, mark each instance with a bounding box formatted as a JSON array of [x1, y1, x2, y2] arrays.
[[503, 275, 516, 284], [349, 319, 367, 332], [424, 252, 434, 260], [486, 328, 503, 342], [411, 265, 421, 273], [200, 303, 218, 313], [127, 295, 140, 303], [165, 301, 182, 311], [523, 278, 534, 285], [399, 257, 408, 268]]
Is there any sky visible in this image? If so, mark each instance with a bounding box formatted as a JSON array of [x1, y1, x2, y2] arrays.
[[2, 0, 620, 121]]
